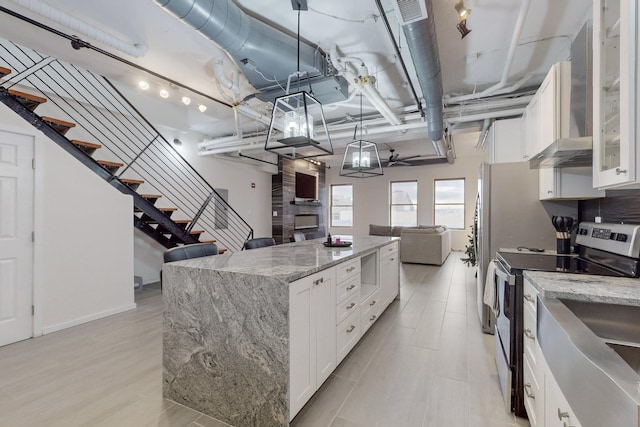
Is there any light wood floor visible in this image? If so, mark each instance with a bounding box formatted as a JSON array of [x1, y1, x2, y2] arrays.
[[0, 252, 529, 427]]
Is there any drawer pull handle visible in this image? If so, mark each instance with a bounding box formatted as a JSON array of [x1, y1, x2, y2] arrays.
[[524, 383, 535, 399], [346, 325, 356, 333], [524, 329, 535, 340], [346, 284, 356, 291], [616, 167, 627, 175], [369, 314, 377, 321], [346, 303, 356, 309], [313, 277, 324, 286], [369, 300, 377, 306], [346, 266, 355, 273], [524, 294, 535, 302], [558, 409, 570, 420]]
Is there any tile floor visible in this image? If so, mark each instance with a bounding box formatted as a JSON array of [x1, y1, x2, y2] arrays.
[[0, 252, 529, 426]]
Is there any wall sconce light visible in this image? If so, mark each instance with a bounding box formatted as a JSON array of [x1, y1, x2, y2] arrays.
[[198, 104, 207, 113], [456, 19, 472, 39], [454, 0, 471, 21], [181, 96, 191, 105], [138, 80, 149, 90], [159, 89, 169, 99]]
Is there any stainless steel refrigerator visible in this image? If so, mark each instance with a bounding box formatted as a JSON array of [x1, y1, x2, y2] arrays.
[[476, 162, 556, 333]]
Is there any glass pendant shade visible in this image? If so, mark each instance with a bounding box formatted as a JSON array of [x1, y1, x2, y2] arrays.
[[340, 139, 383, 178], [265, 91, 333, 159]]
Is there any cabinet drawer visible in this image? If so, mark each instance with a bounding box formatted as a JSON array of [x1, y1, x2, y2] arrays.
[[336, 309, 361, 363], [523, 354, 542, 427], [380, 242, 398, 260], [361, 289, 381, 334], [523, 302, 539, 367], [336, 258, 360, 283], [336, 274, 361, 304], [523, 279, 539, 313], [336, 292, 360, 325]]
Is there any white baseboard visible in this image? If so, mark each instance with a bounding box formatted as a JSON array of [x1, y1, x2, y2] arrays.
[[42, 303, 137, 335]]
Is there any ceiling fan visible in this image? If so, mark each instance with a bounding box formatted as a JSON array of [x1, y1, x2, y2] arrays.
[[383, 148, 421, 167]]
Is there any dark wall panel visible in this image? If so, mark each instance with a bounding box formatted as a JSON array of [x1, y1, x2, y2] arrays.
[[579, 189, 640, 224]]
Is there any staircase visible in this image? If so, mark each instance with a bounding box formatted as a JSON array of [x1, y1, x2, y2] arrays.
[[0, 40, 253, 252]]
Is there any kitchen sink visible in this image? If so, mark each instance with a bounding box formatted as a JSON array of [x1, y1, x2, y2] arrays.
[[607, 342, 640, 375], [538, 297, 640, 427], [559, 299, 640, 344]]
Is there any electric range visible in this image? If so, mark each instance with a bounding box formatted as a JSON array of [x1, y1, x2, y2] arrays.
[[493, 222, 640, 418]]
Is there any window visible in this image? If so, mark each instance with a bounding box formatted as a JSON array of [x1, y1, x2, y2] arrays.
[[330, 185, 353, 227], [434, 178, 465, 229], [390, 181, 417, 226]]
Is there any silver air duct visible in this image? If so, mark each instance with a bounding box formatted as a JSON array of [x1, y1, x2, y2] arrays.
[[155, 0, 348, 103], [398, 0, 444, 143]]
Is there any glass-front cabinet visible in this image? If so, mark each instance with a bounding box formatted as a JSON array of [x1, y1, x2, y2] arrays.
[[593, 0, 639, 188]]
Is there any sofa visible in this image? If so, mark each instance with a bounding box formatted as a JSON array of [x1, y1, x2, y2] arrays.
[[369, 224, 452, 266]]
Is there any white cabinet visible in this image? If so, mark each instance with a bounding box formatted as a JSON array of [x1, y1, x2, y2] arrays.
[[523, 277, 583, 427], [488, 118, 526, 163], [538, 167, 605, 200], [289, 268, 336, 418], [379, 242, 399, 308], [526, 62, 571, 158], [336, 256, 362, 364], [593, 0, 640, 188]]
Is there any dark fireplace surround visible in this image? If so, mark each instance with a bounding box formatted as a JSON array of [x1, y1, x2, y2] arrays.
[[272, 158, 326, 244]]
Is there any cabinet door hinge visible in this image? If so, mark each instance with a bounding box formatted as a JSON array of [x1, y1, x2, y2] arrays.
[[32, 158, 35, 170], [32, 231, 35, 242], [32, 305, 35, 316]]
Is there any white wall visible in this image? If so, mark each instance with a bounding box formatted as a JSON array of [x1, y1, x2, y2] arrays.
[[326, 134, 487, 251], [0, 103, 135, 335]]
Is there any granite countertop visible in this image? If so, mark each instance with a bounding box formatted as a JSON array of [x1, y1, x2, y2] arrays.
[[165, 235, 399, 283], [523, 270, 640, 307]]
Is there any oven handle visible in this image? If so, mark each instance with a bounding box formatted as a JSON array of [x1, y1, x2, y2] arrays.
[[495, 266, 516, 286]]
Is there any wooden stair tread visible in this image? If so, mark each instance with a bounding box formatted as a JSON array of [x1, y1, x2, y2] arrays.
[[159, 207, 178, 212], [97, 160, 125, 167], [199, 239, 216, 243], [190, 230, 205, 234], [218, 248, 228, 254], [41, 116, 76, 128], [120, 178, 144, 185], [140, 194, 162, 198], [173, 219, 191, 224], [8, 89, 47, 104], [0, 66, 11, 77], [71, 139, 101, 149]]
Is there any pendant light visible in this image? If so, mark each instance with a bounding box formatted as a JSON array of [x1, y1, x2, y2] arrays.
[[264, 2, 332, 159], [340, 95, 383, 178]]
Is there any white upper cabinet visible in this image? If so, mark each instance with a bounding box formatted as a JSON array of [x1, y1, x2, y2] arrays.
[[593, 0, 639, 188], [488, 117, 526, 163], [539, 167, 604, 200]]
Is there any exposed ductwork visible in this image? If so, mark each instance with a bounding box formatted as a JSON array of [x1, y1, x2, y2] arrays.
[[155, 0, 348, 103], [399, 0, 444, 142]]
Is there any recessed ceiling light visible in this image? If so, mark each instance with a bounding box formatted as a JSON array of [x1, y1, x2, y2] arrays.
[[138, 80, 149, 90], [181, 96, 191, 105], [159, 89, 169, 99], [198, 104, 207, 113]]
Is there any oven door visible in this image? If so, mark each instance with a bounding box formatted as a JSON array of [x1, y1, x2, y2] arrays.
[[494, 263, 516, 412]]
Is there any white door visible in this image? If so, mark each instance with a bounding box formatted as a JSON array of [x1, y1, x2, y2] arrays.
[[0, 130, 34, 346]]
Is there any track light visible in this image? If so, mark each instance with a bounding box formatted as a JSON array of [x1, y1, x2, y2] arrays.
[[454, 0, 471, 21], [457, 19, 472, 39], [198, 104, 207, 113], [181, 96, 191, 105], [173, 138, 182, 146], [138, 80, 149, 90], [159, 89, 169, 99]]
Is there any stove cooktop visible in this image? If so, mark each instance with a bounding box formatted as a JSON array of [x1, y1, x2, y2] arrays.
[[496, 251, 627, 277]]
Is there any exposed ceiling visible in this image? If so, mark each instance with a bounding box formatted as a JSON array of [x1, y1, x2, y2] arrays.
[[0, 0, 592, 166]]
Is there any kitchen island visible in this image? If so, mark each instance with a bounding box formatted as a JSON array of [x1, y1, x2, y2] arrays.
[[162, 236, 399, 426]]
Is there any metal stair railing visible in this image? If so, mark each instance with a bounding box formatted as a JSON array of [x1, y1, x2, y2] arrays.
[[0, 39, 253, 252]]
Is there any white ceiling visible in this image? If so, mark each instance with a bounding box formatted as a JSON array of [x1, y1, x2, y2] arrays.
[[0, 0, 592, 165]]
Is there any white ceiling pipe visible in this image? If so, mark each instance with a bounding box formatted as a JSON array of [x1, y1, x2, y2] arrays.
[[214, 57, 240, 101], [444, 0, 532, 104], [199, 106, 527, 155], [476, 118, 492, 150], [329, 46, 402, 126], [10, 0, 148, 57]]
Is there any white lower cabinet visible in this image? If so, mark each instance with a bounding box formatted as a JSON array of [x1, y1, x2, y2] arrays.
[[523, 277, 583, 427], [290, 241, 400, 419], [379, 242, 399, 308], [289, 268, 336, 419]]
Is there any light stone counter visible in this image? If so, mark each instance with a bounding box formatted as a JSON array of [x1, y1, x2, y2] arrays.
[[162, 236, 398, 427], [523, 270, 640, 306]]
